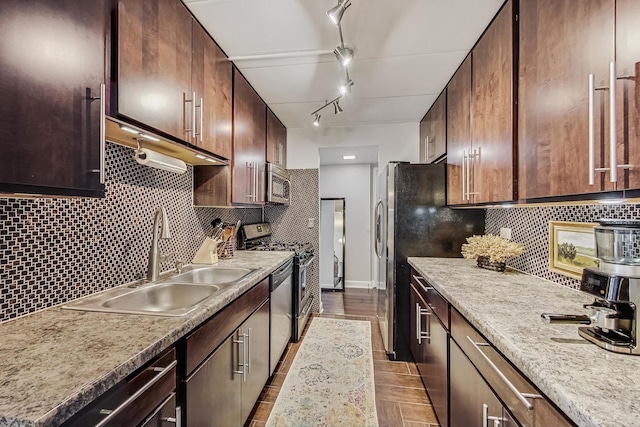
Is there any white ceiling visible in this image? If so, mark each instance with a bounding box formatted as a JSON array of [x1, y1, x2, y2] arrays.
[[319, 145, 378, 166], [183, 0, 504, 129]]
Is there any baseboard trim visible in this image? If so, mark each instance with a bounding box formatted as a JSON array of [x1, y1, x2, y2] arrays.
[[345, 280, 372, 289]]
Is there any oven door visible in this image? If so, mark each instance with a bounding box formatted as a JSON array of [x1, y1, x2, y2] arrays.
[[297, 256, 314, 306]]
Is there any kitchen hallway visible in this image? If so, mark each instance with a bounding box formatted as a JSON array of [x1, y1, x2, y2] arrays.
[[247, 289, 440, 427]]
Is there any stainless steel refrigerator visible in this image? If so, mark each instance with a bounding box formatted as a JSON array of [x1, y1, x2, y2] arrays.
[[374, 162, 485, 361]]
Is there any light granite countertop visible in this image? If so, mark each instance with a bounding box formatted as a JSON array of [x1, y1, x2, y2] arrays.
[[0, 250, 294, 427], [408, 257, 640, 427]]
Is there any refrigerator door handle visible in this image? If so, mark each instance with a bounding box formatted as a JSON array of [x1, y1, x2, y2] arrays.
[[374, 199, 383, 258]]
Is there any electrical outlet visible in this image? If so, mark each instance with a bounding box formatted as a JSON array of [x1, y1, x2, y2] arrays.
[[500, 227, 512, 240], [308, 218, 316, 228]]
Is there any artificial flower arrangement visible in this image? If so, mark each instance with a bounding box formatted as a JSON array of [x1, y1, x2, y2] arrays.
[[461, 234, 525, 271]]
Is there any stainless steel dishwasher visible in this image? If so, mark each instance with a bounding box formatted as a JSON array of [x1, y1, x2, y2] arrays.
[[270, 259, 293, 375]]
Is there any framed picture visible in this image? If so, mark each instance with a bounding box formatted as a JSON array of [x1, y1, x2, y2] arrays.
[[549, 221, 598, 279]]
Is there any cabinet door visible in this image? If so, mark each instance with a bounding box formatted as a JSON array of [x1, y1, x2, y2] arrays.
[[117, 0, 192, 141], [615, 0, 640, 190], [267, 108, 287, 168], [450, 340, 505, 427], [421, 307, 449, 427], [232, 69, 266, 205], [192, 22, 233, 160], [427, 91, 447, 163], [471, 0, 515, 203], [0, 0, 107, 197], [186, 334, 242, 427], [446, 55, 472, 205], [518, 0, 615, 199], [241, 300, 271, 424]]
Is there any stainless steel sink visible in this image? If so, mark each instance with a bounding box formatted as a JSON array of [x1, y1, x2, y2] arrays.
[[160, 267, 255, 285], [62, 265, 257, 316]]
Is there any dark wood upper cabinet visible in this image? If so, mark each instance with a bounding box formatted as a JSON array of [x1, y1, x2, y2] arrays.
[[191, 22, 233, 160], [615, 0, 640, 191], [419, 90, 447, 164], [518, 0, 615, 199], [232, 69, 266, 205], [0, 0, 108, 197], [116, 0, 193, 142], [266, 108, 287, 168], [471, 0, 515, 204], [446, 56, 472, 205]]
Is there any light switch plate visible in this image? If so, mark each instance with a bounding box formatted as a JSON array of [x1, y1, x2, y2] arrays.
[[500, 227, 512, 240]]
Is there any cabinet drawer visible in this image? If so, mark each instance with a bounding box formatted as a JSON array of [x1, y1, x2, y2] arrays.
[[411, 272, 449, 329], [65, 348, 177, 427], [451, 308, 573, 427], [186, 278, 269, 375]]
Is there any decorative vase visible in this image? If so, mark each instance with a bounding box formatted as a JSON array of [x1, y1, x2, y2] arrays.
[[476, 256, 506, 272]]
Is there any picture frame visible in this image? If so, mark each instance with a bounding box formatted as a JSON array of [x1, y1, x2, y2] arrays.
[[548, 221, 598, 280]]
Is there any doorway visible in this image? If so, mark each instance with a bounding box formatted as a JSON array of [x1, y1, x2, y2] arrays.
[[320, 198, 345, 291]]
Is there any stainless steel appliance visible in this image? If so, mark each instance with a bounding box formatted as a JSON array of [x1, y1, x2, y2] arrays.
[[266, 163, 291, 205], [375, 162, 485, 361], [579, 219, 640, 355], [241, 223, 315, 343], [270, 259, 293, 374]]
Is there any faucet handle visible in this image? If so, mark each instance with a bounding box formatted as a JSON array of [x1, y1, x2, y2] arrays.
[[174, 259, 184, 273], [160, 252, 175, 263]]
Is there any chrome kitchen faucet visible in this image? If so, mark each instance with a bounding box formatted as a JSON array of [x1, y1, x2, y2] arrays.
[[147, 207, 172, 282]]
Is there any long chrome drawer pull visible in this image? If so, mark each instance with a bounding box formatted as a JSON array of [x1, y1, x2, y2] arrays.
[[482, 403, 507, 427], [96, 360, 177, 427], [588, 74, 596, 185], [233, 333, 246, 381], [610, 61, 618, 183], [467, 336, 541, 410], [412, 275, 433, 293], [416, 303, 431, 344], [247, 327, 252, 374]]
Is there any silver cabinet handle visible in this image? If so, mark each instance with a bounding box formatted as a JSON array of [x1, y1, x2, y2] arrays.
[[246, 327, 252, 374], [160, 403, 181, 425], [89, 84, 106, 184], [462, 149, 467, 201], [191, 91, 197, 139], [468, 148, 479, 197], [412, 275, 433, 294], [609, 61, 618, 183], [233, 331, 247, 381], [183, 92, 194, 134], [246, 162, 255, 200], [424, 136, 429, 162], [416, 302, 431, 344], [466, 336, 541, 410], [199, 97, 204, 140], [482, 403, 506, 427], [588, 73, 596, 185], [96, 360, 177, 427], [194, 96, 203, 138]]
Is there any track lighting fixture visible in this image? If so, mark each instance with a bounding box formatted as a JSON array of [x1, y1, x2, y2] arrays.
[[333, 100, 343, 115], [313, 113, 321, 126], [334, 45, 353, 67], [339, 70, 354, 94], [327, 0, 351, 26]]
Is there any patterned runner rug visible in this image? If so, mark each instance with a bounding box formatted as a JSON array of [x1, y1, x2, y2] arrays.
[[266, 317, 379, 427]]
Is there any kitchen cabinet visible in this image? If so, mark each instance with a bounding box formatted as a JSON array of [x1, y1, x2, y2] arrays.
[[267, 108, 287, 168], [191, 22, 233, 160], [410, 273, 448, 427], [232, 69, 266, 205], [64, 348, 178, 426], [518, 0, 616, 199], [185, 278, 270, 426], [450, 340, 513, 427], [446, 55, 472, 205], [116, 0, 193, 142], [0, 0, 108, 197], [470, 0, 516, 204], [419, 90, 447, 164]]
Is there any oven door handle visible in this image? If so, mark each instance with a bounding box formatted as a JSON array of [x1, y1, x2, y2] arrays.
[[299, 295, 314, 318], [300, 256, 315, 269]]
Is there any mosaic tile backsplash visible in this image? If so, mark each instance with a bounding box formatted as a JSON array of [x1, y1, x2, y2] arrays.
[[265, 169, 321, 313], [486, 204, 640, 288], [0, 142, 261, 322]]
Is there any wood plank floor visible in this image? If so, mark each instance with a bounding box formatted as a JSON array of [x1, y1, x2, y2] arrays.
[[247, 289, 439, 427]]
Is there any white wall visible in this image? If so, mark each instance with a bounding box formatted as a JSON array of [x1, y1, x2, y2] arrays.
[[287, 123, 419, 169], [320, 164, 373, 288]]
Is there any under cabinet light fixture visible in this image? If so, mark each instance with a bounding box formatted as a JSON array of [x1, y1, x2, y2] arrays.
[[140, 133, 160, 142], [195, 154, 207, 160], [120, 125, 140, 135], [327, 0, 351, 26]]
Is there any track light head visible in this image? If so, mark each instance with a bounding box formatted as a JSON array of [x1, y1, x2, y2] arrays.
[[334, 46, 354, 67], [339, 78, 354, 95], [326, 0, 351, 26], [334, 100, 343, 115], [313, 113, 321, 126]]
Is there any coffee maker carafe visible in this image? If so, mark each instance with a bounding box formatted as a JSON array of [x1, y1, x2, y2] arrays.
[[580, 219, 640, 355]]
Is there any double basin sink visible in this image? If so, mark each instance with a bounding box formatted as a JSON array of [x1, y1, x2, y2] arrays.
[[63, 266, 256, 317]]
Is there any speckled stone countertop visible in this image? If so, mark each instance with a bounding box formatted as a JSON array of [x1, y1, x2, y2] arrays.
[[408, 257, 640, 427], [0, 251, 294, 427]]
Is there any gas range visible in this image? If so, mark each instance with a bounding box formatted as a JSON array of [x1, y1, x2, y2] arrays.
[[247, 241, 314, 264]]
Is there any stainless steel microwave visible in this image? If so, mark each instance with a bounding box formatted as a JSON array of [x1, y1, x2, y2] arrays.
[[266, 163, 291, 205]]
